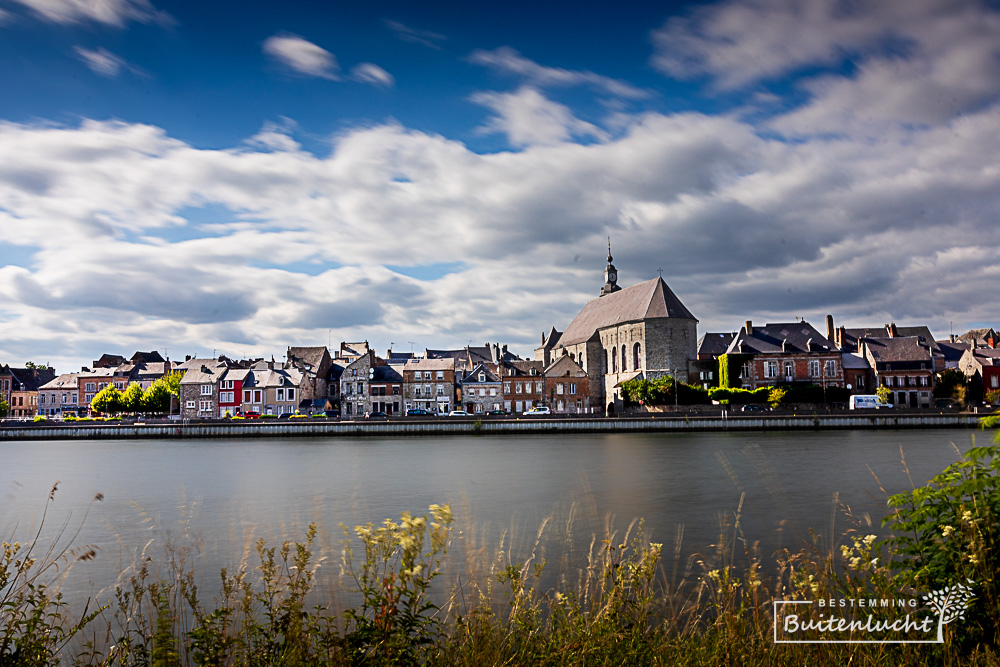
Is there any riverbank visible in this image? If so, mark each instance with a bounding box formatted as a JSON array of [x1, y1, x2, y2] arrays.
[[0, 411, 985, 439]]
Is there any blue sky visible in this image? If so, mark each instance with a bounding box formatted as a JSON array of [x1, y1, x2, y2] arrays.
[[2, 0, 1000, 371]]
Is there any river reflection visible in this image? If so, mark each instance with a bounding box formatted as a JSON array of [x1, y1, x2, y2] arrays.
[[0, 428, 981, 601]]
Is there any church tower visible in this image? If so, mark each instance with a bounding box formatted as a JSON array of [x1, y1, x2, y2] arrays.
[[600, 240, 621, 296]]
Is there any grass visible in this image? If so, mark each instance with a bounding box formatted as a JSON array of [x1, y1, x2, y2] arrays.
[[3, 448, 1000, 666]]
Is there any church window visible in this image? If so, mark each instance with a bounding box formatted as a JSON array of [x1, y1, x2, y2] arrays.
[[633, 343, 641, 370], [612, 348, 618, 373], [621, 345, 627, 372]]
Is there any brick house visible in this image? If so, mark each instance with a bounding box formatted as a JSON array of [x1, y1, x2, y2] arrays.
[[543, 355, 591, 413], [76, 367, 116, 414], [500, 360, 545, 414], [726, 321, 843, 390], [38, 372, 83, 417], [403, 358, 456, 414], [5, 366, 56, 418]]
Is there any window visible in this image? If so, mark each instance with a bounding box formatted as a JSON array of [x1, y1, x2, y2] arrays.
[[415, 386, 422, 397], [392, 386, 400, 395], [621, 345, 627, 372], [86, 382, 96, 392], [277, 388, 285, 401], [477, 388, 485, 397], [535, 381, 543, 394], [633, 343, 641, 371], [921, 376, 930, 387], [414, 371, 423, 380], [993, 376, 999, 388], [39, 394, 45, 404], [424, 384, 431, 395], [220, 391, 234, 403], [741, 362, 753, 379], [253, 390, 262, 403], [474, 403, 483, 413], [515, 382, 523, 394], [186, 400, 195, 408], [503, 382, 511, 393], [199, 400, 212, 412], [764, 361, 778, 378], [201, 384, 212, 395], [478, 372, 486, 382], [489, 388, 496, 396], [243, 390, 251, 402], [612, 348, 618, 373], [808, 360, 820, 377], [569, 383, 577, 394], [556, 383, 564, 395], [436, 371, 444, 380], [785, 361, 796, 379], [287, 388, 295, 401], [437, 384, 444, 396]]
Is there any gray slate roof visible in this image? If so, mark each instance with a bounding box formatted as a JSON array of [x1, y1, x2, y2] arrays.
[[698, 332, 736, 358], [558, 277, 696, 348], [840, 326, 939, 353], [727, 322, 835, 355], [862, 336, 935, 367]]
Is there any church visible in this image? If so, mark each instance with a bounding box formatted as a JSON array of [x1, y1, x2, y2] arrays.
[[535, 248, 699, 414]]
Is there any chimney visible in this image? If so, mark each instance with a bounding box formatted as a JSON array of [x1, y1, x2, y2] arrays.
[[950, 334, 956, 343], [826, 314, 835, 342], [201, 365, 209, 373], [782, 339, 789, 352], [744, 320, 753, 335], [887, 323, 898, 338], [838, 326, 845, 348], [185, 355, 192, 361]]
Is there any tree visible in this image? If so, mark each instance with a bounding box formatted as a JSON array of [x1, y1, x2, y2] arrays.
[[935, 369, 966, 399], [121, 382, 144, 414], [142, 381, 172, 414], [90, 384, 123, 415], [0, 398, 8, 419], [768, 386, 787, 409], [876, 385, 891, 405]]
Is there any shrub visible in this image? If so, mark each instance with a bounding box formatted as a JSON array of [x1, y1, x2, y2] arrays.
[[33, 415, 47, 422], [882, 444, 1000, 645]]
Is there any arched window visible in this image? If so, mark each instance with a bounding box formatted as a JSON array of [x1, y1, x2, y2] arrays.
[[612, 348, 618, 373], [633, 343, 641, 370], [621, 345, 627, 372], [604, 349, 608, 373], [478, 372, 485, 382]]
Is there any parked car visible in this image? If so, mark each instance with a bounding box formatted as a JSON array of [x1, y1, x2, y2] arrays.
[[523, 406, 552, 416], [484, 409, 508, 416], [321, 410, 340, 418], [368, 411, 387, 418], [406, 408, 432, 416], [242, 411, 261, 419], [741, 404, 767, 413], [448, 410, 470, 416]]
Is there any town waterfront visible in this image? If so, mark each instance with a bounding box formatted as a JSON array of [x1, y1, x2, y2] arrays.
[[1, 428, 982, 603]]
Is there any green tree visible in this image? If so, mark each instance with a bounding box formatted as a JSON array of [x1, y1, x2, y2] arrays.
[[0, 398, 8, 419], [876, 385, 891, 405], [90, 384, 123, 415], [141, 381, 172, 414], [121, 382, 144, 414], [936, 369, 967, 399]]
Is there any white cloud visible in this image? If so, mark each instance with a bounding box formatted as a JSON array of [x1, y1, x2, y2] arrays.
[[12, 0, 171, 26], [1, 95, 999, 370], [470, 46, 650, 99], [351, 62, 395, 88], [263, 33, 340, 80], [385, 19, 446, 50], [470, 86, 610, 146], [74, 46, 142, 78]]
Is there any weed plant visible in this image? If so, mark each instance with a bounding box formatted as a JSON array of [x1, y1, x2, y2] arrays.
[[4, 444, 1000, 666]]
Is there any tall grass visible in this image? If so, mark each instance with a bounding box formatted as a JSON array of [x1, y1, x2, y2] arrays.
[[4, 448, 1000, 666]]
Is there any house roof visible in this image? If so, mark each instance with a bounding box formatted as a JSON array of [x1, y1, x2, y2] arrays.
[[461, 364, 500, 383], [544, 355, 587, 377], [840, 325, 939, 353], [862, 336, 935, 367], [936, 341, 971, 363], [727, 322, 835, 355], [504, 360, 545, 377], [287, 346, 329, 372], [698, 332, 736, 357], [404, 358, 455, 371], [841, 353, 870, 370], [131, 351, 165, 363], [371, 365, 403, 383], [557, 277, 696, 348], [39, 373, 83, 391], [9, 367, 57, 391], [957, 328, 998, 344], [970, 347, 1000, 366]]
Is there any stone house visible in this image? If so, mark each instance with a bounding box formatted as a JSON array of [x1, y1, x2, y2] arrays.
[[500, 360, 545, 413], [859, 336, 936, 408], [403, 358, 456, 414], [958, 347, 1000, 403], [286, 346, 332, 409], [459, 364, 503, 414], [179, 359, 229, 419], [38, 372, 83, 417]]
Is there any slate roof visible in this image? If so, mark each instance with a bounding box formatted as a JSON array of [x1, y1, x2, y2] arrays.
[[841, 353, 870, 370], [969, 347, 1000, 366], [371, 365, 403, 383], [544, 355, 587, 377], [504, 360, 544, 377], [937, 341, 971, 364], [180, 361, 228, 385], [39, 373, 83, 391], [557, 277, 697, 348], [840, 325, 939, 353], [287, 346, 328, 371], [9, 367, 57, 391], [698, 332, 736, 358], [461, 364, 501, 383], [404, 358, 456, 371], [861, 337, 935, 368], [726, 322, 835, 355], [131, 351, 165, 363]]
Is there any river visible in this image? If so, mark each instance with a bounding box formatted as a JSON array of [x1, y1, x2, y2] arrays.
[[0, 428, 985, 603]]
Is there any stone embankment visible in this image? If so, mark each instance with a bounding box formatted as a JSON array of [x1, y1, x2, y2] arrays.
[[0, 412, 984, 440]]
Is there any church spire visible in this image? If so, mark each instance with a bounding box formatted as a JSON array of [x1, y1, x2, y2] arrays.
[[601, 237, 621, 296]]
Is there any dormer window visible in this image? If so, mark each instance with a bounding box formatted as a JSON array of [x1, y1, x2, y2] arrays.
[[478, 372, 486, 382]]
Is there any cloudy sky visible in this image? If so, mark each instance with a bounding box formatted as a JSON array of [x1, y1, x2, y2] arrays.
[[2, 0, 999, 371]]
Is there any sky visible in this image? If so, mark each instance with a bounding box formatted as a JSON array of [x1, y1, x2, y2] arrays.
[[2, 0, 1000, 372]]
